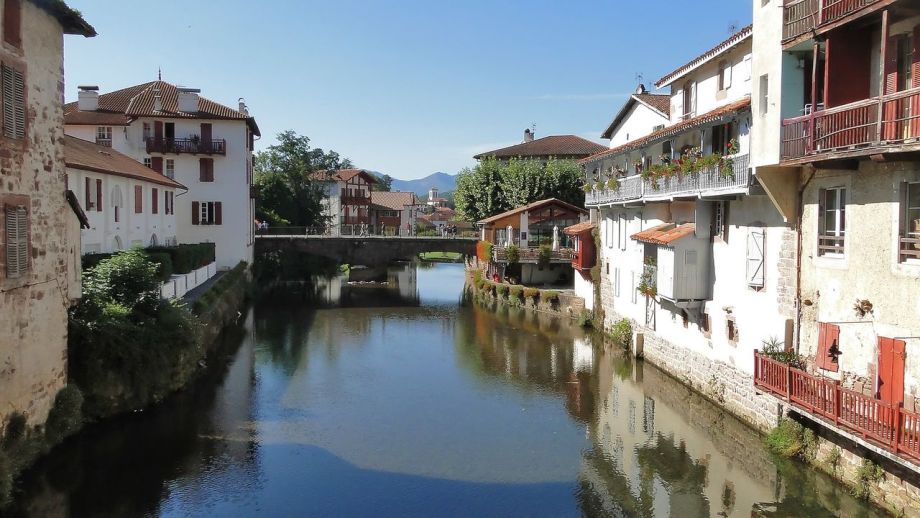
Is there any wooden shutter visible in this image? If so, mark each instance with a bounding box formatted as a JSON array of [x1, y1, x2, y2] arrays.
[[151, 157, 163, 173], [11, 67, 23, 139], [5, 204, 27, 278], [134, 185, 142, 213], [746, 230, 765, 288], [199, 158, 213, 182], [214, 202, 222, 225], [817, 188, 826, 236], [2, 65, 24, 139], [816, 323, 840, 372], [96, 179, 103, 211], [154, 120, 163, 140], [151, 188, 158, 214], [192, 201, 200, 225], [878, 337, 906, 405], [85, 177, 92, 209], [884, 35, 901, 140], [3, 0, 22, 47]]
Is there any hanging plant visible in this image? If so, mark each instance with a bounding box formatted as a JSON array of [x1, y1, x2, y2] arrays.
[[505, 244, 520, 265], [726, 138, 739, 155], [719, 157, 735, 178], [607, 177, 620, 190], [595, 181, 605, 191], [583, 184, 593, 193]]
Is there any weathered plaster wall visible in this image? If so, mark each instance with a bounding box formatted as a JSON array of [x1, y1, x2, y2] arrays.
[[0, 3, 79, 431]]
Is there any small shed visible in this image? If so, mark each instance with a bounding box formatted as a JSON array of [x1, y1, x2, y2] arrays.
[[563, 221, 597, 276], [631, 223, 710, 303]]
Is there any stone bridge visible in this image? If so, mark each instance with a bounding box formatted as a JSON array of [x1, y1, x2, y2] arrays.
[[255, 235, 478, 266]]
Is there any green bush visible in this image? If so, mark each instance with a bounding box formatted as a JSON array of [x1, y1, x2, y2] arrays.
[[505, 244, 520, 265], [147, 243, 215, 274], [509, 285, 524, 301], [765, 418, 816, 460], [523, 287, 539, 300], [609, 319, 632, 347], [495, 284, 509, 298], [542, 290, 559, 303], [81, 252, 115, 270], [853, 458, 884, 500], [538, 245, 553, 269], [44, 385, 84, 445], [576, 310, 594, 328], [145, 252, 174, 282]]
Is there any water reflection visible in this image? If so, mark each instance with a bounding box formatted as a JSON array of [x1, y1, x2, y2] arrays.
[[2, 263, 884, 517]]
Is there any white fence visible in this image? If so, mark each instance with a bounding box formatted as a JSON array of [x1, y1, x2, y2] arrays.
[[159, 261, 218, 299]]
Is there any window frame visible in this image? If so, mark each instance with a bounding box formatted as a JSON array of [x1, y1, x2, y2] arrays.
[[818, 187, 846, 257], [2, 195, 30, 281], [1, 62, 26, 140]]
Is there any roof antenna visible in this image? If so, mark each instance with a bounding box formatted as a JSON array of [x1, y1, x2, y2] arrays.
[[158, 67, 162, 81], [728, 21, 738, 34]]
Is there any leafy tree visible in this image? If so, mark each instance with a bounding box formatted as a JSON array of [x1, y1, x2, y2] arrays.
[[454, 157, 584, 222], [254, 130, 353, 227], [371, 174, 393, 192]]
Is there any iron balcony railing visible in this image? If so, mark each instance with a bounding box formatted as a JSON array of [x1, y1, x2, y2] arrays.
[[586, 154, 751, 207], [782, 0, 885, 43], [146, 137, 227, 155]]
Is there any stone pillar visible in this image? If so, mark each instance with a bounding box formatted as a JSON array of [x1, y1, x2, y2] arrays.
[[519, 212, 529, 248]]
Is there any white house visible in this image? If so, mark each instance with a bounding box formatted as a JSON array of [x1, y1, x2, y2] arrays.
[[600, 84, 671, 148], [313, 169, 377, 235], [370, 191, 423, 235], [582, 25, 792, 430], [64, 135, 184, 254], [63, 80, 259, 268]]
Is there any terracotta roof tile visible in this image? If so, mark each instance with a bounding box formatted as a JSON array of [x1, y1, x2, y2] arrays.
[[370, 191, 418, 210], [64, 135, 185, 189], [563, 221, 596, 235], [474, 135, 606, 160], [582, 97, 751, 165], [64, 80, 260, 135], [477, 197, 587, 225], [631, 223, 696, 245], [311, 168, 379, 184], [655, 25, 753, 88]]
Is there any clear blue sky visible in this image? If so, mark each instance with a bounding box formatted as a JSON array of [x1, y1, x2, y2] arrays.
[[64, 0, 752, 180]]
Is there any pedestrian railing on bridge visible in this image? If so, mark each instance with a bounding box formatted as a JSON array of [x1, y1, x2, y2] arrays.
[[256, 226, 477, 239]]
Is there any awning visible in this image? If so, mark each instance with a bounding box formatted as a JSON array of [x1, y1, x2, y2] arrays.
[[631, 223, 695, 245], [563, 221, 596, 236]]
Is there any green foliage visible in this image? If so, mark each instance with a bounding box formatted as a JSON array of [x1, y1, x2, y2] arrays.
[[761, 336, 807, 370], [853, 459, 884, 500], [509, 285, 524, 301], [44, 385, 84, 445], [454, 156, 584, 222], [147, 243, 215, 274], [80, 249, 161, 314], [254, 130, 353, 227], [576, 310, 594, 328], [607, 177, 619, 190], [193, 262, 249, 315], [371, 173, 393, 191], [537, 245, 553, 269], [609, 319, 632, 348], [144, 251, 174, 281], [766, 418, 817, 460], [542, 290, 559, 303], [825, 446, 841, 471], [523, 287, 539, 300], [505, 244, 520, 265], [495, 284, 509, 298]]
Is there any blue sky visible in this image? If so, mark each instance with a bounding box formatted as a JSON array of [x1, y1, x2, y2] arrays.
[[65, 1, 752, 180]]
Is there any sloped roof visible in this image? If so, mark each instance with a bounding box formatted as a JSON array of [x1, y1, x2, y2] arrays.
[[33, 0, 96, 36], [474, 135, 606, 160], [478, 198, 587, 225], [656, 25, 753, 88], [601, 92, 671, 139], [311, 168, 379, 184], [631, 223, 696, 245], [63, 136, 185, 189], [371, 191, 418, 210], [63, 80, 260, 135], [581, 97, 751, 165], [563, 221, 596, 235]]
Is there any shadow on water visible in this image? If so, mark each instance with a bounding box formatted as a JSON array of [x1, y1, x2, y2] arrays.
[[1, 263, 888, 517]]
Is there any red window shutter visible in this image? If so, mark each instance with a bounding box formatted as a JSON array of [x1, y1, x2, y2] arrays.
[[192, 201, 200, 225], [214, 202, 222, 225], [85, 177, 92, 209], [3, 0, 22, 48], [815, 323, 840, 372], [877, 337, 905, 404], [154, 121, 163, 140], [134, 185, 142, 213], [151, 157, 163, 173], [913, 26, 920, 89], [816, 323, 829, 370], [885, 36, 899, 95], [96, 179, 103, 211], [152, 188, 158, 214], [200, 158, 214, 182]]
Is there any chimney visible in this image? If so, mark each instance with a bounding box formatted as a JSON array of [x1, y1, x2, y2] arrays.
[[77, 85, 99, 111], [177, 87, 200, 113], [523, 128, 534, 143], [238, 98, 249, 115], [153, 88, 162, 112]]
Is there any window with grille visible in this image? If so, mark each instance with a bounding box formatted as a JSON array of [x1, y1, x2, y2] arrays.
[[143, 157, 152, 168], [818, 187, 846, 256], [96, 126, 112, 147], [4, 204, 28, 278], [2, 64, 25, 139], [165, 159, 175, 178], [899, 183, 920, 263]]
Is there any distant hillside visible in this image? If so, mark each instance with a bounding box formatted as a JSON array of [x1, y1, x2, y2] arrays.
[[390, 172, 457, 197]]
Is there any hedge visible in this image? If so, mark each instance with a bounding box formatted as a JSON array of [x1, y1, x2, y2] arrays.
[[147, 243, 216, 274], [192, 261, 248, 315], [145, 252, 174, 282]]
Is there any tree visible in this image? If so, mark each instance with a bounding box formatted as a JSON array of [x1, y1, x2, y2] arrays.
[[371, 174, 393, 192], [254, 130, 353, 227], [453, 157, 584, 222]]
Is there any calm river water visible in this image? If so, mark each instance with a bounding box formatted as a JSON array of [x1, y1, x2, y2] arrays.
[[3, 263, 883, 517]]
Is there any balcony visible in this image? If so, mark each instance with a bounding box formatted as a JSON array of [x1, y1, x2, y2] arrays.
[[754, 351, 920, 466], [783, 0, 887, 44], [341, 190, 371, 205], [492, 246, 574, 264], [781, 88, 920, 163], [586, 154, 751, 207], [146, 138, 227, 155]]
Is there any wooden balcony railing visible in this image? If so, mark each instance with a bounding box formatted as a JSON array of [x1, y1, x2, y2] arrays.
[[146, 138, 227, 155], [818, 234, 845, 255], [754, 351, 920, 462], [783, 0, 884, 42], [781, 87, 920, 162]]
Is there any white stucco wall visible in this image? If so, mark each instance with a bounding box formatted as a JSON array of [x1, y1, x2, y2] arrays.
[[668, 42, 752, 122], [608, 102, 670, 148]]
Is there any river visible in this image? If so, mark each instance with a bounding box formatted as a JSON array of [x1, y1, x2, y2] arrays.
[[2, 263, 883, 517]]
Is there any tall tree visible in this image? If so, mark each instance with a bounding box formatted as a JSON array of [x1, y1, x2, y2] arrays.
[[454, 157, 506, 222], [254, 130, 353, 226], [371, 174, 393, 192]]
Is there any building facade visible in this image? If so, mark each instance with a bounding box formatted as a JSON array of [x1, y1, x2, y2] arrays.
[[64, 135, 184, 254], [0, 0, 94, 429], [63, 81, 259, 268], [370, 190, 422, 235], [314, 169, 377, 235], [474, 129, 607, 162]]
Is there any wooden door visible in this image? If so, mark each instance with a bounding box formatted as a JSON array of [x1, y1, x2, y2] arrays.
[[200, 123, 212, 152], [878, 337, 906, 405]]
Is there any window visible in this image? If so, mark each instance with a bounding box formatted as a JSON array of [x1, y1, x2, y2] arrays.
[[1, 64, 25, 139], [747, 230, 765, 290], [818, 187, 846, 256], [614, 267, 621, 297], [142, 122, 152, 141], [134, 185, 143, 214], [718, 60, 732, 91], [96, 126, 112, 147], [151, 188, 158, 214], [193, 201, 222, 225], [896, 34, 913, 92], [701, 313, 712, 338], [682, 81, 695, 119], [84, 177, 94, 210], [900, 183, 920, 262], [713, 201, 728, 240], [95, 179, 102, 211], [605, 216, 613, 248], [3, 0, 21, 48], [143, 157, 152, 168], [199, 158, 214, 182], [726, 316, 739, 343], [618, 214, 627, 250], [112, 186, 123, 223], [711, 122, 737, 155], [165, 159, 175, 179], [759, 74, 769, 116], [661, 140, 672, 159], [4, 202, 28, 278]]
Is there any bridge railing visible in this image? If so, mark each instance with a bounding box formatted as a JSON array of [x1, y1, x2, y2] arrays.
[[255, 226, 477, 239]]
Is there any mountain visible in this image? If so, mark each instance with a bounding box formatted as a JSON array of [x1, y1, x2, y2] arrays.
[[389, 172, 457, 197]]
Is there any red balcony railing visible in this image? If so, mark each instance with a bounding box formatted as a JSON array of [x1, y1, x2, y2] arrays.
[[781, 87, 920, 162], [146, 138, 227, 155], [754, 351, 920, 461], [783, 0, 885, 42]]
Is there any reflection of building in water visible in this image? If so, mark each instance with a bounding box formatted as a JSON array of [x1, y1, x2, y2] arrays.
[[303, 264, 420, 307], [386, 263, 418, 300], [572, 337, 594, 374]]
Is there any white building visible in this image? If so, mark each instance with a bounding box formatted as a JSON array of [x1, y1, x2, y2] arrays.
[[64, 135, 184, 254], [370, 191, 423, 235], [313, 169, 377, 235], [63, 80, 259, 268], [582, 25, 793, 429]]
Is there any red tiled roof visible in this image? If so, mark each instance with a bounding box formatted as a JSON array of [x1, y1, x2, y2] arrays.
[[581, 98, 751, 165], [563, 221, 596, 235], [64, 80, 260, 135], [601, 92, 671, 139], [474, 135, 606, 160], [477, 197, 587, 225], [311, 168, 379, 184], [655, 25, 753, 88], [64, 135, 185, 189], [34, 0, 96, 36], [371, 191, 418, 210], [631, 223, 695, 245]]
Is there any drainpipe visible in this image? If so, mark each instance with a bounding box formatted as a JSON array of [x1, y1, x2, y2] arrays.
[[794, 167, 817, 355]]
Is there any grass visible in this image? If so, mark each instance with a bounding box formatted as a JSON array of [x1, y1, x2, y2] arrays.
[[418, 252, 463, 262], [765, 418, 817, 460]]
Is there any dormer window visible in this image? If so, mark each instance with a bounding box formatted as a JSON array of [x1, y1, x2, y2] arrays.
[[718, 60, 732, 91]]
